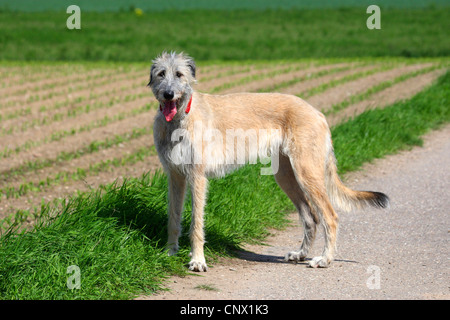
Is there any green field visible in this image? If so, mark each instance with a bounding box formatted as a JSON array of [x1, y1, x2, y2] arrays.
[[0, 7, 449, 61], [0, 0, 448, 300], [1, 0, 449, 12], [1, 70, 448, 299]]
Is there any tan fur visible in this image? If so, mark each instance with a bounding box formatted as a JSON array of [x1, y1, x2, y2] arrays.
[[150, 53, 389, 271]]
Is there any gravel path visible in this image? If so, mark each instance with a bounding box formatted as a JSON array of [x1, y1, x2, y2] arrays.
[[143, 124, 450, 300]]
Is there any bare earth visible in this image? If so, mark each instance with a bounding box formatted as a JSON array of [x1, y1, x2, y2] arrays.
[[0, 61, 448, 300], [1, 62, 443, 219], [142, 124, 450, 300]]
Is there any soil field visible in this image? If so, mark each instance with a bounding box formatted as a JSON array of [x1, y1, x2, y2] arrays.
[[0, 59, 447, 229]]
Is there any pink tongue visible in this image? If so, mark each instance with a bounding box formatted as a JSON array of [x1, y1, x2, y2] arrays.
[[162, 100, 177, 122]]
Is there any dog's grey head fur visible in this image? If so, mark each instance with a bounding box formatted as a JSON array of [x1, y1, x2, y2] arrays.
[[148, 51, 196, 121]]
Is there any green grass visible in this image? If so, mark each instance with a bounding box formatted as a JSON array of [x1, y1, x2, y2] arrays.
[[195, 284, 219, 292], [1, 0, 448, 12], [0, 174, 188, 299], [0, 162, 292, 299], [332, 70, 450, 173], [0, 8, 448, 61], [0, 71, 448, 299]]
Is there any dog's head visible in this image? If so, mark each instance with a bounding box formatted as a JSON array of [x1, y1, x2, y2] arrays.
[[148, 51, 196, 122]]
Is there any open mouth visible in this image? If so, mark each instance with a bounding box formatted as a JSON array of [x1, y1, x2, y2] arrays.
[[160, 99, 178, 122]]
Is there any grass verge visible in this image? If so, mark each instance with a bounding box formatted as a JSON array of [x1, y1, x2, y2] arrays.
[[0, 71, 448, 299]]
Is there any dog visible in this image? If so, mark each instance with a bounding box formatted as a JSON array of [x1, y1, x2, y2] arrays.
[[148, 52, 389, 271]]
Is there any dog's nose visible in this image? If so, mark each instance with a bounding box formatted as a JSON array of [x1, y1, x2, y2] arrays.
[[164, 90, 175, 100]]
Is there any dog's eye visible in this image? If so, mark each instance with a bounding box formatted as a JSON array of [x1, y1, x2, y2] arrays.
[[176, 71, 183, 78], [158, 71, 165, 78]]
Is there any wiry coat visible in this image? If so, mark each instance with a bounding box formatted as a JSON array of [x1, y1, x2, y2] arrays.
[[149, 52, 389, 271]]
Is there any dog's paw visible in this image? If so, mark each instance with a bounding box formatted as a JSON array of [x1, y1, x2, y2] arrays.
[[308, 256, 330, 268], [189, 259, 208, 272], [167, 244, 178, 256], [284, 251, 306, 263]]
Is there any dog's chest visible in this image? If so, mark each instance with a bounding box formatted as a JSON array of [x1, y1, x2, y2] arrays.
[[154, 119, 192, 167]]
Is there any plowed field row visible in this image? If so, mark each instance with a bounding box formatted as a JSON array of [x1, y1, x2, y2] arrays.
[[0, 59, 446, 228]]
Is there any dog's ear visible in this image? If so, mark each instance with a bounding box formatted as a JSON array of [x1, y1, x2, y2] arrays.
[[186, 58, 196, 79], [147, 64, 156, 87]]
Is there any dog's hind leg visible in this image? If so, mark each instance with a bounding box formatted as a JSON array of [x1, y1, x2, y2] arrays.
[[275, 153, 318, 263], [167, 170, 187, 256], [289, 153, 339, 268]]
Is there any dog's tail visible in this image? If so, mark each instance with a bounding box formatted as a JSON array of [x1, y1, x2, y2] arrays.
[[325, 147, 389, 212]]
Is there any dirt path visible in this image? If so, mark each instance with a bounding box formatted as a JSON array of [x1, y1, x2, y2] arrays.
[[142, 124, 450, 300]]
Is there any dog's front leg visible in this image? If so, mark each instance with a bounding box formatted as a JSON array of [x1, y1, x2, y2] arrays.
[[167, 170, 187, 256], [188, 173, 208, 272]]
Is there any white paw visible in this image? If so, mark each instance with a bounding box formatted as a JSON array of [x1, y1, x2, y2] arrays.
[[308, 256, 330, 268], [284, 251, 306, 263], [189, 259, 208, 272]]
